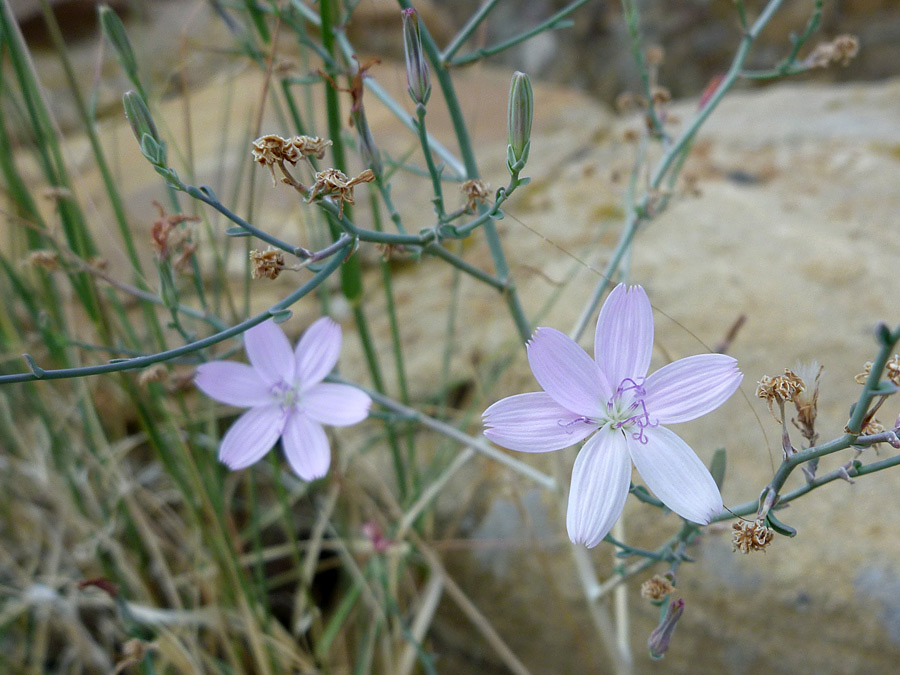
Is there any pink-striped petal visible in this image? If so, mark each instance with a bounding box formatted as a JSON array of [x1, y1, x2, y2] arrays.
[[566, 428, 633, 548], [302, 383, 371, 426], [527, 327, 611, 417], [643, 354, 743, 424], [195, 361, 272, 407], [245, 320, 295, 386], [594, 284, 654, 384], [483, 392, 599, 453], [627, 426, 722, 525], [218, 405, 287, 470], [295, 317, 341, 389], [282, 413, 331, 480]]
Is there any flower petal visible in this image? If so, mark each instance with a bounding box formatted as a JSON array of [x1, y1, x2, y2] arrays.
[[195, 361, 272, 407], [295, 317, 341, 389], [282, 413, 331, 480], [303, 383, 371, 426], [566, 428, 633, 548], [627, 426, 723, 525], [245, 320, 295, 386], [527, 327, 611, 416], [594, 284, 654, 384], [643, 354, 743, 424], [218, 405, 286, 470], [483, 392, 599, 452]]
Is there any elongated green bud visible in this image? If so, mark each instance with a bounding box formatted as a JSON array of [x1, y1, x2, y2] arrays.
[[507, 71, 533, 172], [99, 5, 143, 96], [401, 8, 431, 106], [123, 91, 166, 166]]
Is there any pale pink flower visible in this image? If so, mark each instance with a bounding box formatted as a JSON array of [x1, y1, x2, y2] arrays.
[[483, 284, 742, 548], [195, 318, 371, 480]]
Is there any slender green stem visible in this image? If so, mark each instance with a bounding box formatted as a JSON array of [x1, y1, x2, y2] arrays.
[[448, 0, 592, 67], [573, 0, 788, 340], [333, 31, 465, 179], [415, 105, 447, 220], [621, 0, 664, 137], [0, 244, 350, 384], [440, 0, 500, 63]]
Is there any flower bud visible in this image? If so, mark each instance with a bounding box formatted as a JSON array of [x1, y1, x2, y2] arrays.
[[401, 8, 431, 106], [123, 91, 166, 166], [648, 598, 684, 660], [99, 5, 142, 94], [507, 71, 533, 171]]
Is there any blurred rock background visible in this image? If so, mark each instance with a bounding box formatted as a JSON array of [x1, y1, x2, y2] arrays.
[[7, 1, 900, 673]]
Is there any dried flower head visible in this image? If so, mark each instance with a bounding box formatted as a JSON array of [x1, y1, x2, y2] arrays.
[[252, 135, 332, 185], [732, 519, 774, 554], [290, 135, 332, 160], [307, 168, 375, 217], [252, 134, 295, 182], [250, 247, 286, 280], [460, 179, 491, 212], [641, 574, 675, 602], [151, 203, 199, 269], [28, 250, 60, 271], [756, 369, 805, 422], [807, 34, 860, 68], [856, 355, 900, 387], [138, 364, 168, 386], [792, 361, 823, 445], [862, 418, 886, 435], [651, 86, 671, 105], [645, 45, 665, 66]]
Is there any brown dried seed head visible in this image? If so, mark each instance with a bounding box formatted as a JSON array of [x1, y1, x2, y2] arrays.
[[138, 364, 168, 386], [460, 179, 491, 212], [862, 418, 885, 435], [756, 369, 805, 403], [832, 35, 860, 66], [732, 519, 774, 554], [28, 250, 60, 271], [308, 168, 376, 217], [807, 34, 860, 69], [641, 574, 675, 601], [290, 135, 332, 160], [885, 355, 900, 387], [651, 86, 671, 105], [645, 45, 665, 66], [250, 247, 285, 280], [251, 134, 290, 166]]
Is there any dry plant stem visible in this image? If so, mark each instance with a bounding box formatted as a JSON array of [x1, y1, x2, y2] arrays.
[[347, 379, 555, 490], [612, 518, 632, 669], [407, 530, 533, 675], [397, 573, 444, 675]]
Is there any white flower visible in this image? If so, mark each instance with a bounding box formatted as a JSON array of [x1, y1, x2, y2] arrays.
[[483, 284, 743, 547], [195, 318, 371, 480]]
